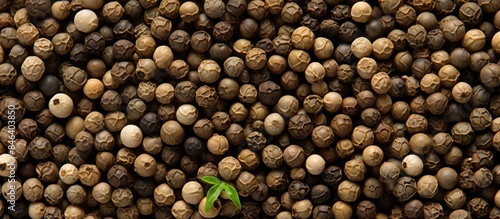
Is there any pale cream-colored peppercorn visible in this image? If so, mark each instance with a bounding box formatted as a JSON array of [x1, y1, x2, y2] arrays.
[[176, 104, 199, 125], [49, 93, 74, 118], [28, 201, 46, 219], [83, 78, 105, 99], [305, 154, 326, 175], [59, 163, 79, 185], [182, 181, 204, 205], [120, 124, 143, 148], [402, 154, 424, 177], [0, 154, 17, 177], [264, 113, 286, 135], [74, 9, 99, 33]]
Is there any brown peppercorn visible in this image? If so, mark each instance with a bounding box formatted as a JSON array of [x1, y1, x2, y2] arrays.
[[94, 152, 115, 172], [362, 145, 384, 167], [236, 171, 259, 197], [62, 66, 88, 92], [469, 108, 492, 131], [332, 200, 353, 219], [288, 49, 311, 72], [217, 156, 241, 181], [279, 2, 301, 24], [22, 178, 44, 202], [395, 5, 416, 27], [408, 133, 432, 155], [344, 158, 367, 182], [337, 180, 361, 202], [207, 134, 229, 155], [256, 81, 281, 106], [441, 17, 466, 42], [473, 167, 493, 188], [107, 165, 131, 188], [288, 114, 314, 139], [160, 120, 184, 146], [416, 175, 439, 199], [76, 98, 96, 117], [165, 168, 187, 188], [451, 122, 474, 145], [198, 59, 220, 83], [468, 197, 490, 218], [404, 199, 424, 219], [238, 148, 260, 171], [351, 125, 374, 149], [334, 139, 353, 159], [275, 95, 299, 118], [372, 38, 394, 60], [329, 114, 352, 139], [310, 125, 334, 148], [281, 144, 305, 168], [356, 200, 377, 219], [21, 56, 45, 82], [16, 23, 39, 47]]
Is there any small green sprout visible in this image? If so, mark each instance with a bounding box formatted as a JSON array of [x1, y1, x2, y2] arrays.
[[201, 176, 241, 212]]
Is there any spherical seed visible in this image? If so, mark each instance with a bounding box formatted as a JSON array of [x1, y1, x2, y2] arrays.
[[120, 124, 143, 148], [362, 145, 384, 167], [74, 9, 98, 33], [402, 154, 424, 177], [48, 93, 73, 118], [351, 2, 372, 23], [305, 154, 325, 175]]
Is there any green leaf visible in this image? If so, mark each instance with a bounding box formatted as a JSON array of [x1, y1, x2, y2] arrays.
[[223, 183, 241, 209], [205, 184, 223, 212], [201, 176, 222, 185]]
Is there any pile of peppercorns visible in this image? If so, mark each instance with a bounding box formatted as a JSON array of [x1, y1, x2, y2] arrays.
[[1, 0, 500, 218]]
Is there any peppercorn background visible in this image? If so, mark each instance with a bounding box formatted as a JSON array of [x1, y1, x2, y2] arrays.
[[3, 0, 500, 218]]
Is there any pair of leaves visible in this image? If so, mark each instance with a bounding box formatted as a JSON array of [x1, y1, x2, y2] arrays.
[[201, 176, 241, 213]]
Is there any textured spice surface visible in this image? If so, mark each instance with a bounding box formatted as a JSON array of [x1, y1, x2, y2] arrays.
[[2, 0, 500, 218]]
